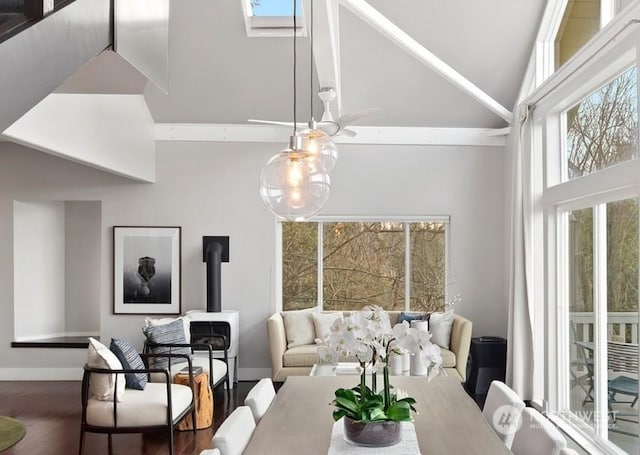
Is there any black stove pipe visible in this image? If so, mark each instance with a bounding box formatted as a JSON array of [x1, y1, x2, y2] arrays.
[[205, 241, 223, 313]]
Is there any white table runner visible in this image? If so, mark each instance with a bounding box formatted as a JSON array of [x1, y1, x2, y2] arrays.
[[328, 420, 421, 455]]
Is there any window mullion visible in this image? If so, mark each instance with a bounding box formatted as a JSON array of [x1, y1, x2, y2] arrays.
[[593, 203, 609, 439], [404, 223, 410, 311], [318, 222, 323, 310]]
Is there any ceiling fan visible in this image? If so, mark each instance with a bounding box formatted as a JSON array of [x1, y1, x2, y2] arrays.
[[249, 87, 380, 138]]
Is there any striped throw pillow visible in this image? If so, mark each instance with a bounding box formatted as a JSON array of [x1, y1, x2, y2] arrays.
[[142, 319, 191, 370], [110, 338, 147, 390]]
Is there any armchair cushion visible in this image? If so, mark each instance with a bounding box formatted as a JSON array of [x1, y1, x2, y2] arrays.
[[399, 312, 427, 323], [110, 338, 147, 390], [142, 319, 191, 369], [87, 338, 125, 402], [85, 382, 192, 427]]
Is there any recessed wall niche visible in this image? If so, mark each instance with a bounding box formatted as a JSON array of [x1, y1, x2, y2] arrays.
[[13, 200, 101, 343]]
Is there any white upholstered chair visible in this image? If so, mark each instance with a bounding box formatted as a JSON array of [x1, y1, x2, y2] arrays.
[[211, 406, 255, 455], [482, 380, 526, 449], [199, 450, 221, 455], [244, 378, 276, 423], [559, 448, 581, 455], [511, 408, 567, 455]]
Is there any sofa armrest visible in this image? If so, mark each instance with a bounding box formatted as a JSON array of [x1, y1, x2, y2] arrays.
[[449, 315, 472, 381], [266, 313, 286, 381]]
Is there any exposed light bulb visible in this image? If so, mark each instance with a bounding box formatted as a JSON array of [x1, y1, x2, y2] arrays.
[[300, 121, 338, 172], [259, 135, 331, 221]]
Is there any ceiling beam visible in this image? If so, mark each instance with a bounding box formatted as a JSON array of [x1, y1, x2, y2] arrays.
[[154, 123, 506, 147], [302, 0, 342, 115], [339, 0, 514, 124]]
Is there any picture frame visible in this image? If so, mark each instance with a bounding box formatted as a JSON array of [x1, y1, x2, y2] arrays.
[[113, 226, 181, 314]]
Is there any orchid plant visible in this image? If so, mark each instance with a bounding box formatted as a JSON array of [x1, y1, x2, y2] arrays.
[[326, 306, 443, 423]]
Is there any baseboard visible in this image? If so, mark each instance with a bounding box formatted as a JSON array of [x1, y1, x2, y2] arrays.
[[0, 367, 83, 381], [238, 368, 271, 381]]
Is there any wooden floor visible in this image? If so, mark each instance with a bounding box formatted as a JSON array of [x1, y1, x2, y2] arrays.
[[0, 380, 256, 455]]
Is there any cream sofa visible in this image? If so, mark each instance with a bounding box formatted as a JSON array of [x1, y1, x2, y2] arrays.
[[267, 311, 472, 382]]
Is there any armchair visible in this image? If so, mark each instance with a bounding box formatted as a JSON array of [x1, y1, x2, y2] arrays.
[[143, 335, 230, 395], [79, 353, 196, 455]]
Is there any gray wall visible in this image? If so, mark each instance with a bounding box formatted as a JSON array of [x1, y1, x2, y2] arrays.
[[65, 201, 101, 334], [0, 139, 507, 379]]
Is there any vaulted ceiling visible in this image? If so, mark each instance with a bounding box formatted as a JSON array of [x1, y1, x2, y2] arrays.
[[141, 0, 547, 129]]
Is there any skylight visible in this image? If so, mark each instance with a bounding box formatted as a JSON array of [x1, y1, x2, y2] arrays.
[[250, 0, 302, 17], [242, 0, 306, 37]]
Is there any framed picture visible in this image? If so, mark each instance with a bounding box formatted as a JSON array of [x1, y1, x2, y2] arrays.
[[113, 226, 181, 314]]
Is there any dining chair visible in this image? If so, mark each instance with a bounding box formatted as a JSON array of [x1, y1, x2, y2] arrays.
[[244, 378, 276, 423], [511, 408, 567, 455], [199, 450, 220, 455], [482, 380, 525, 448], [211, 406, 255, 455], [559, 448, 580, 455]]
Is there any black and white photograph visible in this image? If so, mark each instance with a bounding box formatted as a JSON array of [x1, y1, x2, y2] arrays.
[[113, 226, 181, 314]]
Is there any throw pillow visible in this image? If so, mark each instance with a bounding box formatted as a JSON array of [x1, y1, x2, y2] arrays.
[[142, 319, 191, 370], [428, 309, 455, 349], [398, 312, 427, 324], [144, 315, 191, 343], [110, 338, 147, 390], [87, 337, 126, 402], [313, 312, 343, 344], [281, 309, 316, 348]]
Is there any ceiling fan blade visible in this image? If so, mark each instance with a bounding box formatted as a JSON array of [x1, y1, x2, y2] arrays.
[[335, 107, 381, 127], [248, 119, 301, 128], [339, 128, 358, 138], [317, 122, 340, 136]]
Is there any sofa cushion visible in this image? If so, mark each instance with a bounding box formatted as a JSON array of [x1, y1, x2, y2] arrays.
[[439, 347, 456, 368], [283, 345, 320, 367], [87, 337, 126, 402], [282, 310, 316, 348], [399, 312, 427, 324], [429, 309, 455, 349], [313, 312, 342, 344]]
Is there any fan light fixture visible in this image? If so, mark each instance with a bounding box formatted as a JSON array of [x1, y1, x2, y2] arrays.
[[259, 0, 331, 221]]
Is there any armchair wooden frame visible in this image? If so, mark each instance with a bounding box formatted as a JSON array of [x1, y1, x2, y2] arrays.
[[79, 353, 196, 455]]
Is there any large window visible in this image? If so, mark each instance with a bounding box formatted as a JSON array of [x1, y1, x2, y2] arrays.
[[565, 67, 638, 180], [281, 220, 447, 312], [563, 199, 638, 451]]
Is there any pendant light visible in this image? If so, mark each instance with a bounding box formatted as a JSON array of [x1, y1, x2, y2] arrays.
[[259, 0, 330, 221], [299, 0, 338, 172]]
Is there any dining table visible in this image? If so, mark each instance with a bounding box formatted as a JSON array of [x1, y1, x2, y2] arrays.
[[242, 374, 511, 454]]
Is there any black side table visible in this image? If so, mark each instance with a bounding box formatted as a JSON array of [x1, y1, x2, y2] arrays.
[[465, 336, 507, 405]]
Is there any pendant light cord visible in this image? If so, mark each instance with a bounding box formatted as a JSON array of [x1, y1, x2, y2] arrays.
[[292, 0, 297, 136], [310, 0, 314, 121]]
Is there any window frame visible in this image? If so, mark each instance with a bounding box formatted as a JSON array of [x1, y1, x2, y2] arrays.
[[276, 215, 450, 312], [526, 13, 640, 450]]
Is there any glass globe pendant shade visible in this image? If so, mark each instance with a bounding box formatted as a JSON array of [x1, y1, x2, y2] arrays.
[[259, 137, 331, 221], [300, 121, 338, 172]]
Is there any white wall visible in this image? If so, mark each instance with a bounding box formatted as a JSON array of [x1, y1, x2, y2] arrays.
[[13, 201, 66, 340], [0, 139, 506, 379], [65, 201, 101, 334]]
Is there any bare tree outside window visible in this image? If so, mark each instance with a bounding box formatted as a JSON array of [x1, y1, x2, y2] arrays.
[[282, 221, 446, 312], [566, 67, 638, 179]]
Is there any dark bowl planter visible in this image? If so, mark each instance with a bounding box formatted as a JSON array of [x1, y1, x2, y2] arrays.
[[343, 417, 402, 447]]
